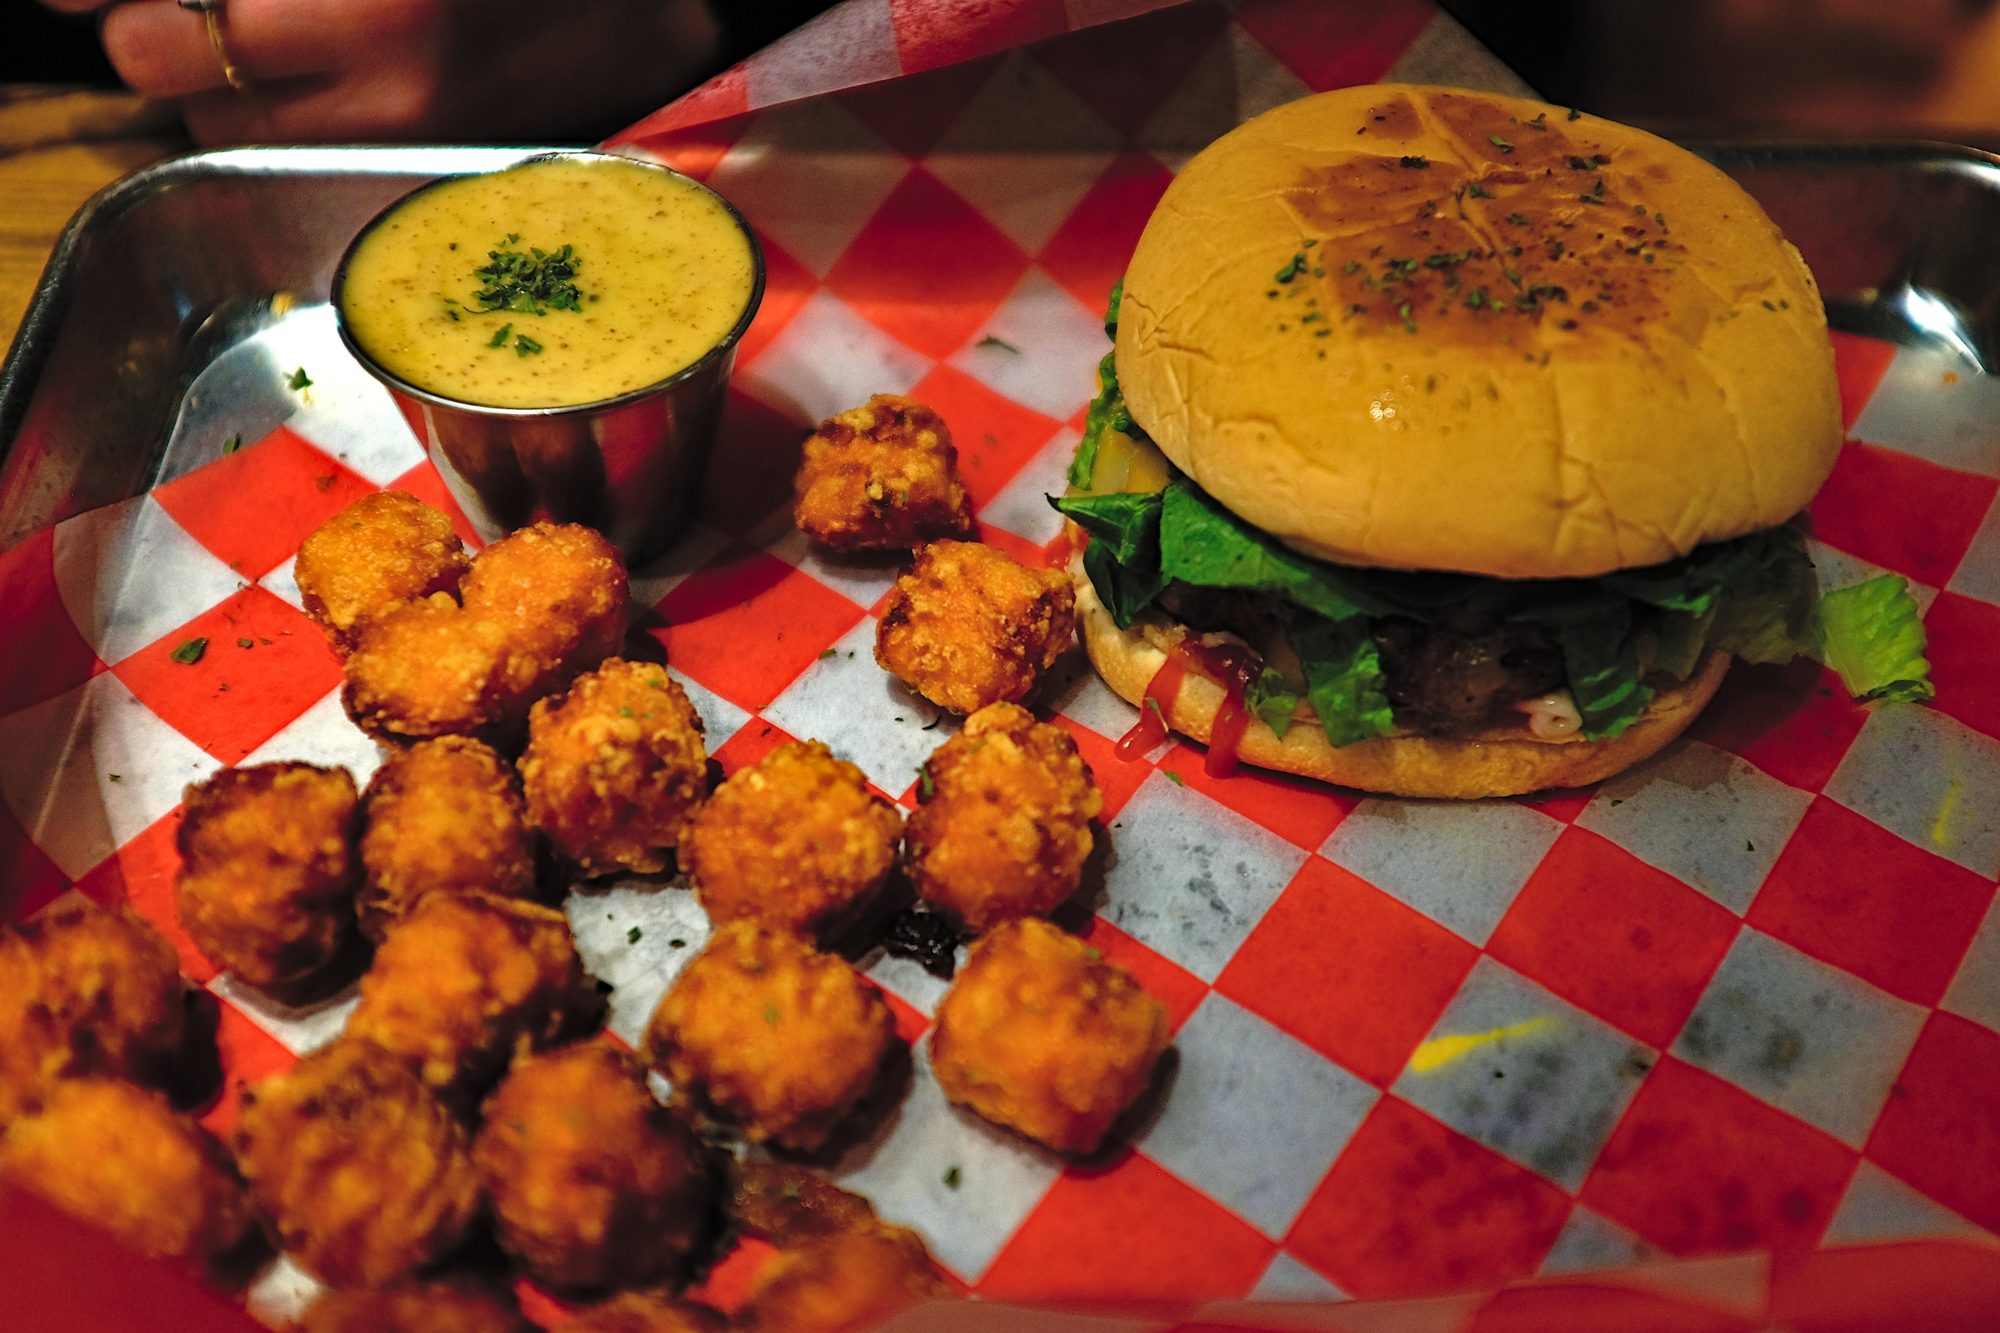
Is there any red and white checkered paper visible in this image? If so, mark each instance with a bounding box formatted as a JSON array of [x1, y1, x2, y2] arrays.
[[5, 0, 2000, 1327]]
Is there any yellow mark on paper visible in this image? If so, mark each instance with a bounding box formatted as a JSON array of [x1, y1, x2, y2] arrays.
[[1932, 776, 1963, 850], [1408, 1018, 1552, 1074]]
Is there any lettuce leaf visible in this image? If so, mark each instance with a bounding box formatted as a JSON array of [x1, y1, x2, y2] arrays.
[[1068, 350, 1133, 490], [1245, 668, 1299, 739], [1082, 541, 1169, 629], [1554, 604, 1655, 738], [1706, 526, 1817, 664], [1051, 490, 1167, 628], [1812, 575, 1935, 703], [1650, 607, 1715, 681], [1291, 617, 1396, 746], [1067, 282, 1131, 490], [1159, 481, 1388, 622]]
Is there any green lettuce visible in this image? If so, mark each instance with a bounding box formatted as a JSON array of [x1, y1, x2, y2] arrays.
[[1159, 482, 1388, 622], [1291, 617, 1397, 746], [1068, 351, 1132, 491], [1050, 490, 1166, 628], [1812, 575, 1935, 703], [1245, 668, 1300, 739], [1551, 603, 1655, 738], [1704, 527, 1818, 664], [1067, 281, 1132, 491]]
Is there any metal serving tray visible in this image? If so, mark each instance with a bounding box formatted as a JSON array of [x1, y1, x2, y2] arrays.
[[1, 140, 1997, 552]]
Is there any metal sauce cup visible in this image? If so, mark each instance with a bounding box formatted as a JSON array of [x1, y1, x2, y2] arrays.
[[331, 150, 765, 565]]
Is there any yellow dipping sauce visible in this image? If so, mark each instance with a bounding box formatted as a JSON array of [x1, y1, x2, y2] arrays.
[[339, 156, 755, 409]]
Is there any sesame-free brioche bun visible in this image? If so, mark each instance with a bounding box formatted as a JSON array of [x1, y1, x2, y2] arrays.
[[1116, 84, 1841, 580], [1074, 573, 1729, 799]]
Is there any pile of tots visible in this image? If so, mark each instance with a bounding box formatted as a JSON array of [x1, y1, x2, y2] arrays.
[[0, 393, 1169, 1329]]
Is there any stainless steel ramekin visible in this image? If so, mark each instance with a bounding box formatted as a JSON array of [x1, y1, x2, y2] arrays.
[[330, 150, 765, 565]]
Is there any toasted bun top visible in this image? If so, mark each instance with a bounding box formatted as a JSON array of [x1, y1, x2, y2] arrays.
[[1116, 85, 1841, 578]]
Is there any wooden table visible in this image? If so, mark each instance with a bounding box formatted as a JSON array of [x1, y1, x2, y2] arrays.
[[0, 86, 187, 353]]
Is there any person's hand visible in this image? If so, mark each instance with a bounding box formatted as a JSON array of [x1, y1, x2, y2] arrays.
[[38, 0, 725, 144]]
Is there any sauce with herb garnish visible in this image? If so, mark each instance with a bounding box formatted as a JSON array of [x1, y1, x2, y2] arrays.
[[340, 156, 754, 409]]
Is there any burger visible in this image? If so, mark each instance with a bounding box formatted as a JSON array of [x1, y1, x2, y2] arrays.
[[1055, 85, 1931, 799]]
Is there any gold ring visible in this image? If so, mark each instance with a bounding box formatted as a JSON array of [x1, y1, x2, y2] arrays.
[[177, 0, 248, 92]]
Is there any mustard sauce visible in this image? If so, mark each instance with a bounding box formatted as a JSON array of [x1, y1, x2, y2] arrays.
[[340, 156, 754, 409]]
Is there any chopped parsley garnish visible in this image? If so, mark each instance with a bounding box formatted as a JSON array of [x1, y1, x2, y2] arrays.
[[1399, 155, 1429, 169], [1523, 112, 1548, 131], [1579, 178, 1607, 205], [1274, 252, 1308, 283], [170, 637, 208, 664], [236, 637, 254, 649], [1465, 286, 1491, 309], [488, 322, 513, 349], [1488, 134, 1514, 153], [513, 333, 544, 357], [1568, 155, 1606, 171], [943, 1166, 963, 1189], [975, 335, 1020, 353], [628, 926, 643, 944], [1567, 106, 1583, 121], [1505, 212, 1529, 225], [1467, 181, 1494, 199], [473, 236, 585, 315], [221, 433, 243, 455], [917, 767, 936, 800], [1397, 301, 1416, 333], [287, 367, 312, 390], [1164, 771, 1186, 787]]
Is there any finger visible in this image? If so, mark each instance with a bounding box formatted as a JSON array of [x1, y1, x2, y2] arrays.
[[99, 0, 350, 97]]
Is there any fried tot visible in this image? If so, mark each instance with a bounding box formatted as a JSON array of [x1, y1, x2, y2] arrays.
[[347, 892, 601, 1106], [644, 922, 896, 1152], [907, 703, 1101, 931], [473, 1043, 715, 1292], [874, 540, 1076, 714], [357, 736, 536, 941], [565, 1293, 727, 1333], [931, 918, 1169, 1155], [792, 395, 973, 552], [235, 1039, 480, 1288], [459, 521, 630, 709], [739, 1223, 952, 1333], [302, 1283, 533, 1333], [343, 521, 629, 747], [174, 762, 360, 993], [342, 593, 515, 744], [0, 900, 186, 1127], [728, 1161, 878, 1244], [0, 1078, 249, 1267], [519, 658, 708, 877], [684, 741, 901, 938], [296, 491, 470, 652]]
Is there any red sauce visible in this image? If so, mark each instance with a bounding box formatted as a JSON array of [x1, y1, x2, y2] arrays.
[[1042, 529, 1082, 568], [1114, 637, 1266, 775], [1115, 649, 1185, 759], [1178, 639, 1262, 778]]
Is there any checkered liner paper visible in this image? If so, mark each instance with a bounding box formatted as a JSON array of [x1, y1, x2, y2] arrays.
[[4, 0, 2000, 1327]]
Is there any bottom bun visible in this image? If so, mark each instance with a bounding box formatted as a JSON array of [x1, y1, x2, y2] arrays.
[[1074, 575, 1729, 799]]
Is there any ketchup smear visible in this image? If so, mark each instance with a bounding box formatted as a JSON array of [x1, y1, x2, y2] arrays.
[[1113, 638, 1264, 777]]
